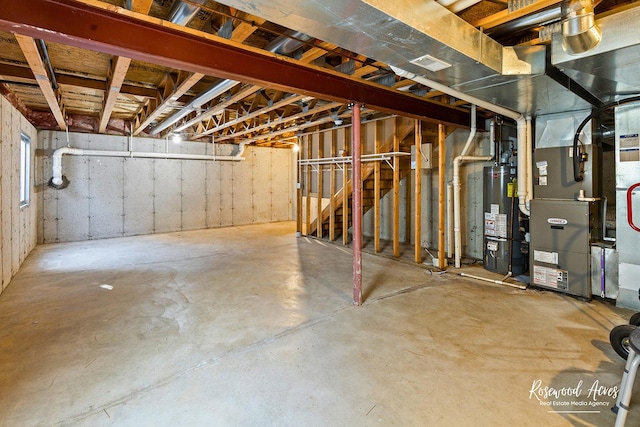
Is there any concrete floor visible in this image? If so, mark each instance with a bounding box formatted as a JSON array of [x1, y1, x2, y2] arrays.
[[0, 221, 637, 426]]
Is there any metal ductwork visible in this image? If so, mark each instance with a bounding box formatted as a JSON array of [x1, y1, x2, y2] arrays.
[[561, 0, 602, 55], [167, 0, 209, 26], [149, 31, 312, 136]]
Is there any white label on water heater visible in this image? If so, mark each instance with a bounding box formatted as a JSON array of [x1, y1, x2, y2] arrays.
[[534, 250, 558, 264]]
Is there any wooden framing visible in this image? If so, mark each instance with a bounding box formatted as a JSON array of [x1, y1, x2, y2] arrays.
[[14, 34, 66, 130], [342, 127, 349, 245], [414, 119, 422, 264], [305, 135, 312, 235], [317, 131, 324, 239], [329, 129, 336, 241], [393, 117, 400, 258], [374, 120, 381, 253], [438, 123, 446, 269]]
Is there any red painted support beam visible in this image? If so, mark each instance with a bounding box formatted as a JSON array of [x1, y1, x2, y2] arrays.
[[352, 103, 363, 306], [0, 0, 475, 128]]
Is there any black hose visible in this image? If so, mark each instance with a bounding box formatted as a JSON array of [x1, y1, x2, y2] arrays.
[[573, 95, 640, 182]]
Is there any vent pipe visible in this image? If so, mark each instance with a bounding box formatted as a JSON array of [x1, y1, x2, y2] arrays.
[[561, 0, 602, 54]]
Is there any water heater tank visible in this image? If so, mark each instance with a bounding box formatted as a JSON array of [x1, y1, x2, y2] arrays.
[[483, 166, 524, 275]]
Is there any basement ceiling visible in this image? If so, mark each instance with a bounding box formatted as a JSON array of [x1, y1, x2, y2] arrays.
[[0, 0, 638, 146]]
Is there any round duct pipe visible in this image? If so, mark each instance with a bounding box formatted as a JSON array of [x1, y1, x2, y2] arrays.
[[561, 0, 602, 54]]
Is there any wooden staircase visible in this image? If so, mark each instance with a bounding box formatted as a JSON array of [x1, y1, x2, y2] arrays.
[[308, 119, 415, 241]]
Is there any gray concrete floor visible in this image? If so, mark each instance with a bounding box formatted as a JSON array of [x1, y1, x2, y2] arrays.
[[0, 221, 637, 426]]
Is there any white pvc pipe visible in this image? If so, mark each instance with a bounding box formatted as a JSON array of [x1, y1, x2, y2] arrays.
[[446, 183, 453, 258], [460, 272, 526, 290], [516, 118, 530, 216], [51, 144, 245, 186], [390, 66, 531, 217], [453, 104, 484, 268]]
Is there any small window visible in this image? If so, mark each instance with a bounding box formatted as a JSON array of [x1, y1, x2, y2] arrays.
[[19, 133, 30, 207]]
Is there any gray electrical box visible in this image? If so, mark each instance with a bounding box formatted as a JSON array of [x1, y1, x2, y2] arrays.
[[410, 144, 432, 170], [530, 199, 598, 299]]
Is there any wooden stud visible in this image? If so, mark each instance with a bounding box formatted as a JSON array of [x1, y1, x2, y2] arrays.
[[305, 135, 312, 236], [393, 117, 400, 258], [414, 119, 422, 264], [329, 129, 336, 242], [438, 123, 446, 270], [317, 132, 324, 238], [342, 127, 349, 246], [296, 136, 302, 236], [374, 120, 381, 253], [14, 34, 66, 130]]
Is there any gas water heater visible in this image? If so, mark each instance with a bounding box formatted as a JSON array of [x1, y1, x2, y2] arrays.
[[483, 165, 525, 276]]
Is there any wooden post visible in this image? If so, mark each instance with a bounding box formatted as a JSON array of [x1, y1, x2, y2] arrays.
[[329, 130, 336, 241], [352, 103, 363, 306], [317, 132, 324, 239], [296, 136, 302, 236], [393, 117, 400, 258], [438, 123, 446, 269], [414, 119, 422, 264], [305, 135, 312, 235], [374, 120, 381, 253]]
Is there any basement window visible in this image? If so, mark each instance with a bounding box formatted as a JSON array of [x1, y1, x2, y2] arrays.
[[19, 133, 30, 208]]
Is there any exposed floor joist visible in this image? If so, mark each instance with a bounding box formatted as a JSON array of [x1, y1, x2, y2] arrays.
[[0, 0, 474, 129], [13, 34, 67, 130]]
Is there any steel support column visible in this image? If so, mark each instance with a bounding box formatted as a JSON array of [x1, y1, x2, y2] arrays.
[[352, 103, 363, 306]]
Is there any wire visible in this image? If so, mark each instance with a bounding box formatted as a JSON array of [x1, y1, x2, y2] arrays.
[[573, 95, 640, 182]]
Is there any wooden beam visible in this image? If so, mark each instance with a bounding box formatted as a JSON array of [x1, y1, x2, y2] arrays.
[[438, 123, 446, 270], [374, 120, 381, 253], [14, 34, 66, 130], [393, 117, 400, 258], [0, 0, 474, 128], [414, 119, 422, 264], [130, 0, 153, 14], [99, 55, 131, 133]]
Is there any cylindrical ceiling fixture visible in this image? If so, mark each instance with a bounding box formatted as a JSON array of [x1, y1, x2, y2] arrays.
[[561, 0, 602, 54]]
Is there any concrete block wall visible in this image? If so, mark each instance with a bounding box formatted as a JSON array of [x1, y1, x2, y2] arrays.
[[0, 96, 38, 296], [37, 131, 294, 243]]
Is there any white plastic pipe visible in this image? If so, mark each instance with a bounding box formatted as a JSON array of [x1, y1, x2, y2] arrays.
[[460, 272, 526, 290], [390, 66, 531, 217], [51, 144, 245, 187]]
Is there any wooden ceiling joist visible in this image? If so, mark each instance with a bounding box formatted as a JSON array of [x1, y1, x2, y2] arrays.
[[0, 0, 473, 128], [14, 34, 66, 130], [99, 55, 131, 133]]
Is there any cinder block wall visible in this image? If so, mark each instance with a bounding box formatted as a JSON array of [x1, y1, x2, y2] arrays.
[[0, 97, 38, 295], [37, 131, 294, 243]]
